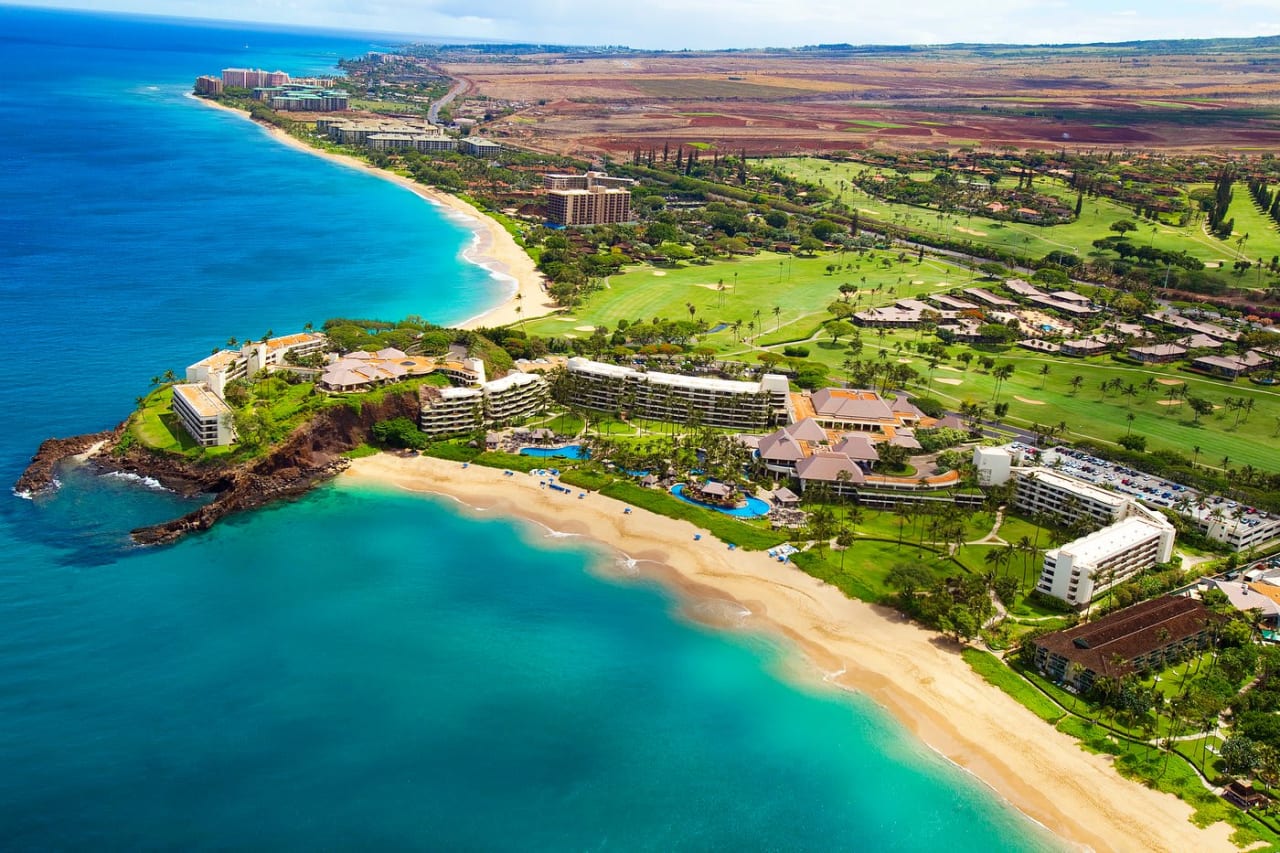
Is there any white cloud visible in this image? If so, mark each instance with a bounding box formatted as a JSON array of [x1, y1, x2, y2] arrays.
[[23, 0, 1280, 47]]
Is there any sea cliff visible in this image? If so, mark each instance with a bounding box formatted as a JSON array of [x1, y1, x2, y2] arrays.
[[15, 391, 421, 545]]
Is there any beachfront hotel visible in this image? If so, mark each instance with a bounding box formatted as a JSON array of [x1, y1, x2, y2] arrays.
[[418, 372, 550, 436], [170, 383, 235, 447], [1035, 512, 1176, 607], [221, 68, 290, 88], [188, 333, 327, 397], [1030, 596, 1219, 692], [563, 358, 790, 430], [1011, 468, 1130, 528], [319, 118, 457, 151], [544, 172, 635, 226]]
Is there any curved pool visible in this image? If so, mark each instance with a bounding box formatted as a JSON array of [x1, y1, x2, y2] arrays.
[[519, 445, 588, 460], [671, 484, 771, 518]]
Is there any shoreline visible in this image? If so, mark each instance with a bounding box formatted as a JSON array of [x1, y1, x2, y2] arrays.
[[188, 95, 556, 330], [343, 452, 1238, 853]]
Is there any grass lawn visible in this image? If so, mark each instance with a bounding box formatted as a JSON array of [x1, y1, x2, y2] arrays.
[[523, 248, 966, 348], [962, 649, 1065, 723], [763, 157, 1280, 280], [131, 387, 197, 453]]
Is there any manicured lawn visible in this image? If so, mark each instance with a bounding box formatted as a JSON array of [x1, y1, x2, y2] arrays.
[[789, 537, 956, 604], [763, 157, 1278, 275], [962, 649, 1065, 724], [523, 248, 966, 347]]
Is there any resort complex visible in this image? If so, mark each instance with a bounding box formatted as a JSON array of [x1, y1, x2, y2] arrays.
[[544, 172, 635, 226]]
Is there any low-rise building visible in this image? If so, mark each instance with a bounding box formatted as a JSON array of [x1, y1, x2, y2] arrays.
[[171, 383, 235, 447], [1191, 350, 1273, 379], [1128, 343, 1186, 364], [1030, 596, 1219, 692]]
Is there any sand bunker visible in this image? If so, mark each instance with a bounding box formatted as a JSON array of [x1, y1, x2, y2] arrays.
[[652, 270, 667, 277], [1156, 378, 1184, 385], [938, 364, 962, 372], [897, 358, 914, 364], [574, 325, 598, 332], [955, 226, 988, 236], [935, 378, 963, 386], [1157, 399, 1183, 406], [911, 280, 925, 285], [1014, 396, 1046, 405]]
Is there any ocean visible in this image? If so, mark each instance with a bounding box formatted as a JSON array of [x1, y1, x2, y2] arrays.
[[0, 8, 1060, 849]]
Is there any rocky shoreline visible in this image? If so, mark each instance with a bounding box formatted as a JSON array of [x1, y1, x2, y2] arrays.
[[14, 391, 421, 545]]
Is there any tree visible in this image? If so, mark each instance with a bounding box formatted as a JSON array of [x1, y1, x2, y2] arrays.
[[1187, 396, 1215, 424], [1110, 219, 1138, 236], [1222, 736, 1261, 776], [886, 562, 934, 607]]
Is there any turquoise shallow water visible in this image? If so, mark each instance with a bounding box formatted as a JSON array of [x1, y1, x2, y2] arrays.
[[0, 8, 1062, 850]]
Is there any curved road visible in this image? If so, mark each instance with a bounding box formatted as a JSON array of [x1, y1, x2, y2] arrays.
[[428, 75, 471, 125]]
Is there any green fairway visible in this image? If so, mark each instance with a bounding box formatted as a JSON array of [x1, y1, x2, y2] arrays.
[[523, 248, 968, 344], [762, 157, 1276, 273], [794, 331, 1280, 471]]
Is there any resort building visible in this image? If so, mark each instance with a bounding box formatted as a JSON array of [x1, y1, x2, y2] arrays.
[[1013, 467, 1129, 527], [545, 172, 635, 226], [795, 452, 867, 496], [187, 332, 327, 397], [1191, 351, 1272, 379], [1144, 310, 1240, 344], [194, 76, 223, 96], [171, 382, 235, 447], [321, 120, 456, 151], [318, 349, 485, 393], [1030, 596, 1218, 692], [417, 372, 550, 436], [1128, 343, 1186, 364], [1035, 512, 1176, 606], [963, 287, 1018, 308], [482, 372, 549, 424], [419, 386, 484, 437], [460, 138, 502, 157], [804, 388, 916, 433], [563, 358, 789, 430], [221, 68, 289, 89]]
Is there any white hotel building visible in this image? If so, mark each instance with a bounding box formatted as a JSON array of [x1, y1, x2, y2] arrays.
[[563, 357, 790, 430], [1036, 513, 1176, 607], [419, 372, 550, 437], [171, 383, 235, 447]]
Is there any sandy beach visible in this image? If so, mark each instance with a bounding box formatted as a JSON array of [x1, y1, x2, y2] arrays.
[[191, 96, 556, 330], [345, 452, 1238, 853]]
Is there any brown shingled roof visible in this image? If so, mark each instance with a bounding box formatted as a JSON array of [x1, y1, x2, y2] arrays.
[[1034, 596, 1220, 680]]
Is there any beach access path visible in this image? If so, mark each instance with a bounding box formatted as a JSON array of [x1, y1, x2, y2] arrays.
[[345, 453, 1238, 853], [191, 96, 556, 330]]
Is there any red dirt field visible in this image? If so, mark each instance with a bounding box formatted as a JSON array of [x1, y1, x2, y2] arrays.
[[438, 45, 1280, 156]]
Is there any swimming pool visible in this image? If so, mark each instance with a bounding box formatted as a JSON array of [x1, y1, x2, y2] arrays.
[[519, 445, 589, 459], [670, 484, 771, 518]]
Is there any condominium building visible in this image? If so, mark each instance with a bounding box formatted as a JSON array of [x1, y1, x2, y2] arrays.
[[419, 386, 484, 436], [187, 332, 326, 397], [417, 372, 549, 436], [171, 383, 235, 447], [460, 138, 502, 157], [1035, 513, 1176, 606], [194, 76, 223, 96], [222, 68, 290, 89], [1030, 596, 1218, 691], [544, 172, 635, 226], [1013, 468, 1129, 527], [321, 119, 456, 151], [483, 372, 549, 424], [563, 358, 789, 430]]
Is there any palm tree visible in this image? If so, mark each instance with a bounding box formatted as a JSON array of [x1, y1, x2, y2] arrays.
[[772, 305, 782, 331], [1038, 363, 1051, 389], [1069, 374, 1084, 394]]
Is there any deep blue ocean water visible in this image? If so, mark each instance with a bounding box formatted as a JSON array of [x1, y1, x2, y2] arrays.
[[0, 8, 1061, 849]]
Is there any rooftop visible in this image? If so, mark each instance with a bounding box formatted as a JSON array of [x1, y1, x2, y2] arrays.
[[1036, 596, 1219, 676], [172, 383, 232, 419], [1048, 515, 1170, 567]]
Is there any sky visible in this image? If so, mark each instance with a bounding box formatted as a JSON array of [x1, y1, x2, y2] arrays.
[[15, 0, 1280, 49]]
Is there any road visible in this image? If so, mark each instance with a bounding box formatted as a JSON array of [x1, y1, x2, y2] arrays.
[[428, 75, 470, 125]]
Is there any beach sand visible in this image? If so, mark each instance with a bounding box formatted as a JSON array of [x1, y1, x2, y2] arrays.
[[191, 96, 554, 330], [345, 453, 1237, 853]]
